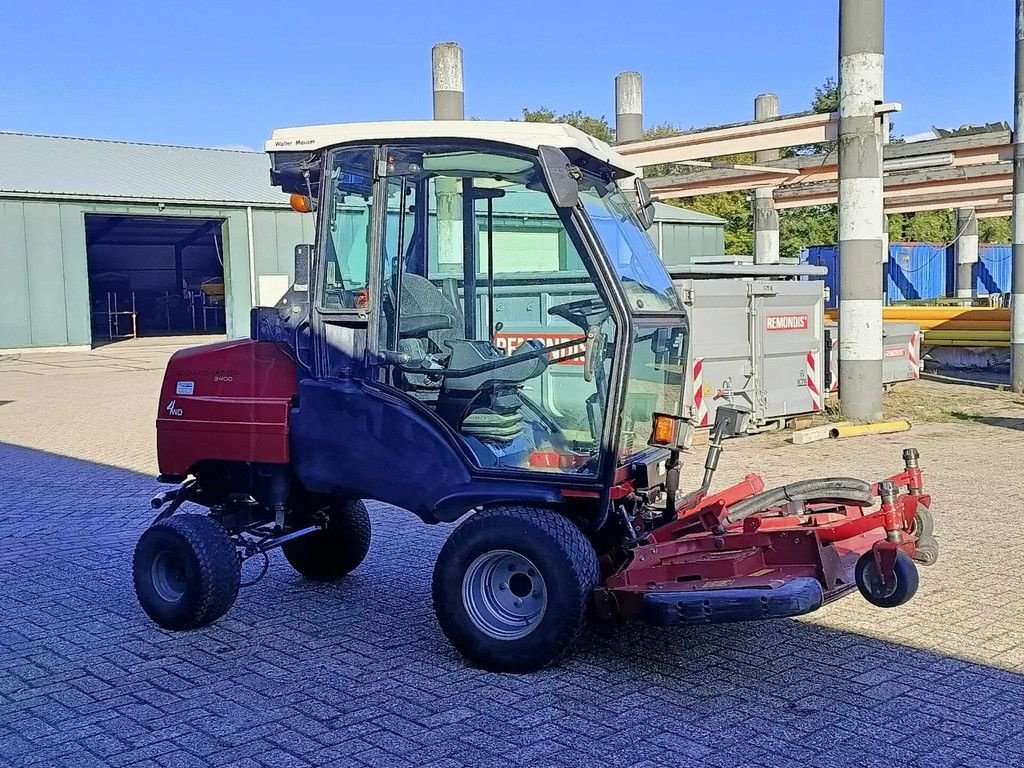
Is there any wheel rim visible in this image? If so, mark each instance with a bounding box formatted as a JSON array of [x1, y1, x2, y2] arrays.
[[151, 550, 188, 602], [462, 550, 547, 641]]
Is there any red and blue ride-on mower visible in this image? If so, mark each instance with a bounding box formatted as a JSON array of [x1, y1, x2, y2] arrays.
[[132, 122, 938, 672]]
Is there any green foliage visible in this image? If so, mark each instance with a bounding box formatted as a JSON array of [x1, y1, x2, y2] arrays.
[[979, 217, 1011, 243], [780, 206, 838, 257], [812, 77, 839, 113], [520, 108, 614, 144]]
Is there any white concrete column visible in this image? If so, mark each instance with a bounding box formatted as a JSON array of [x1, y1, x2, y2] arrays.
[[753, 187, 780, 264], [615, 72, 643, 144], [431, 43, 464, 120], [955, 208, 979, 299], [838, 0, 885, 419]]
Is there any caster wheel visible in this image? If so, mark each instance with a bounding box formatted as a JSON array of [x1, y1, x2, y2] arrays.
[[913, 534, 939, 566], [909, 508, 934, 538], [855, 550, 919, 608]]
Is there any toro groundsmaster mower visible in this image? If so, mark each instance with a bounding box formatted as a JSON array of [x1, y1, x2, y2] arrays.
[[133, 121, 938, 672]]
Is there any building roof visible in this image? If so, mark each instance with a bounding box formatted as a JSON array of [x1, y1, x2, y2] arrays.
[[267, 120, 636, 176], [0, 129, 722, 225], [0, 131, 288, 205]]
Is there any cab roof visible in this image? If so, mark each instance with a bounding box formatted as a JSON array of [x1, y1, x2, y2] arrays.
[[265, 120, 635, 177]]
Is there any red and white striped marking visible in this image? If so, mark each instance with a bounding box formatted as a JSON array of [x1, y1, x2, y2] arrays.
[[828, 337, 840, 393], [692, 357, 709, 427], [806, 351, 822, 412], [908, 332, 921, 379]]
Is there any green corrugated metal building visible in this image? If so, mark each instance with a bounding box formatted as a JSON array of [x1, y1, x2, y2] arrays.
[[0, 131, 723, 351]]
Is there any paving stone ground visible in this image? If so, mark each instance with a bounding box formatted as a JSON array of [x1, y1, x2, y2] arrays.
[[2, 340, 1024, 767]]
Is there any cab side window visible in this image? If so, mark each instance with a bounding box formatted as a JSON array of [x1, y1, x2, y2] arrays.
[[320, 148, 375, 311]]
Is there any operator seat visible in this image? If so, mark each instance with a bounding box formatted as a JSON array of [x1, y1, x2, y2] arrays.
[[385, 273, 533, 447], [390, 273, 464, 358]]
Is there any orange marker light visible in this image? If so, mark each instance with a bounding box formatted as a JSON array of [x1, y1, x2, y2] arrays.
[[652, 415, 676, 446], [290, 194, 313, 213]]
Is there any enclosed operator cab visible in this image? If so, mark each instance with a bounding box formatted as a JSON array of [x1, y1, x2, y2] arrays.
[[255, 122, 690, 522]]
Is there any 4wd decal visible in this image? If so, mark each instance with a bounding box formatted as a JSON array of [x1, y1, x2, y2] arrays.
[[766, 314, 810, 332], [165, 400, 183, 417]]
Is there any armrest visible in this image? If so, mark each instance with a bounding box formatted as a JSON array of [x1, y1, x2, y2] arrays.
[[399, 313, 452, 336]]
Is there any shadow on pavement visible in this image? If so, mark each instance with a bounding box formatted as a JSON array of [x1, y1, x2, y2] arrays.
[[2, 441, 1022, 768]]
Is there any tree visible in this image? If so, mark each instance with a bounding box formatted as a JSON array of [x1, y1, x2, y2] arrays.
[[521, 108, 614, 144], [979, 217, 1010, 243]]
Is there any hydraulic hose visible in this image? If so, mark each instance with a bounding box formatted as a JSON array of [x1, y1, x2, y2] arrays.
[[723, 477, 873, 526]]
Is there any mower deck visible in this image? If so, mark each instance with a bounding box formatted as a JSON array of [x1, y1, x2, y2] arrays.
[[599, 450, 935, 625]]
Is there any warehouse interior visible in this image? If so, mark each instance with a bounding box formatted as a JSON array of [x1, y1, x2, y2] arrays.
[[85, 214, 226, 340]]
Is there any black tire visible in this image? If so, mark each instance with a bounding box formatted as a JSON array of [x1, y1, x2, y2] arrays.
[[909, 508, 935, 539], [913, 534, 940, 566], [432, 506, 600, 673], [855, 550, 919, 608], [133, 514, 240, 631], [281, 499, 371, 582]]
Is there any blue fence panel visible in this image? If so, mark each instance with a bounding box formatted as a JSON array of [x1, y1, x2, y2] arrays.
[[975, 245, 1011, 296], [803, 243, 967, 305], [886, 243, 950, 303]]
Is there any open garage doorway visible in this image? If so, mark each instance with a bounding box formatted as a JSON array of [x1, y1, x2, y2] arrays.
[[85, 215, 227, 342]]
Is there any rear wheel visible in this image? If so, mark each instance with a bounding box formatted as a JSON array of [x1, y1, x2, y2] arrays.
[[133, 514, 240, 630], [282, 499, 371, 582], [432, 506, 600, 673]]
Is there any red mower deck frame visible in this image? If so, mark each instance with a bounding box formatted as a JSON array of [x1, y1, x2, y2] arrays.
[[599, 451, 930, 625]]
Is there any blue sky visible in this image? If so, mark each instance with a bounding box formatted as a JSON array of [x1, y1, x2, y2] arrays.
[[0, 1, 1013, 150]]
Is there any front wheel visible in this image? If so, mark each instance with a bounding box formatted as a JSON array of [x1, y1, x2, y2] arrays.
[[133, 514, 241, 630], [432, 506, 600, 673], [281, 499, 371, 582]]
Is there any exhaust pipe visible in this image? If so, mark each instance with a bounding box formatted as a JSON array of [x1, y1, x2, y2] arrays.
[[151, 488, 179, 510]]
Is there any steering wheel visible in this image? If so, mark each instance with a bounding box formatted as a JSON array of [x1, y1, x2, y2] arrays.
[[547, 297, 610, 330], [548, 298, 610, 383]]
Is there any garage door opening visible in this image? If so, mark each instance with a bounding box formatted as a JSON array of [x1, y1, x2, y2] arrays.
[[85, 215, 227, 342]]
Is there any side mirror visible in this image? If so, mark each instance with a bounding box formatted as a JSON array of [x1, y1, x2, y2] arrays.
[[712, 405, 751, 438], [537, 145, 580, 208], [294, 244, 313, 290], [634, 177, 656, 231]]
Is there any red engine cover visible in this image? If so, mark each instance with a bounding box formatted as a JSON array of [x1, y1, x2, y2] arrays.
[[156, 340, 298, 476]]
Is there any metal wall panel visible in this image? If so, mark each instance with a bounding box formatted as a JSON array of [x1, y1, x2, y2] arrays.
[[23, 202, 70, 346], [0, 201, 32, 348]]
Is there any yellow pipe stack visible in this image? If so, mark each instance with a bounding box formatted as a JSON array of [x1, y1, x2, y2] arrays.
[[825, 306, 1009, 347]]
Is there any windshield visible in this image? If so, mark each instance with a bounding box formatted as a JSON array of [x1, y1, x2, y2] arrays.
[[578, 177, 682, 313]]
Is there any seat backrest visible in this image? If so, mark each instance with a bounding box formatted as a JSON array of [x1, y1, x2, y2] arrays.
[[394, 273, 465, 354]]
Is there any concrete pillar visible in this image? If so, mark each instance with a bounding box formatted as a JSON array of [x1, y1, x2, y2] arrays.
[[431, 42, 464, 120], [955, 208, 979, 299], [1013, 1, 1024, 391], [838, 0, 885, 420], [752, 94, 781, 264], [754, 93, 780, 163], [753, 187, 780, 264], [432, 43, 464, 266], [615, 72, 643, 144]]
